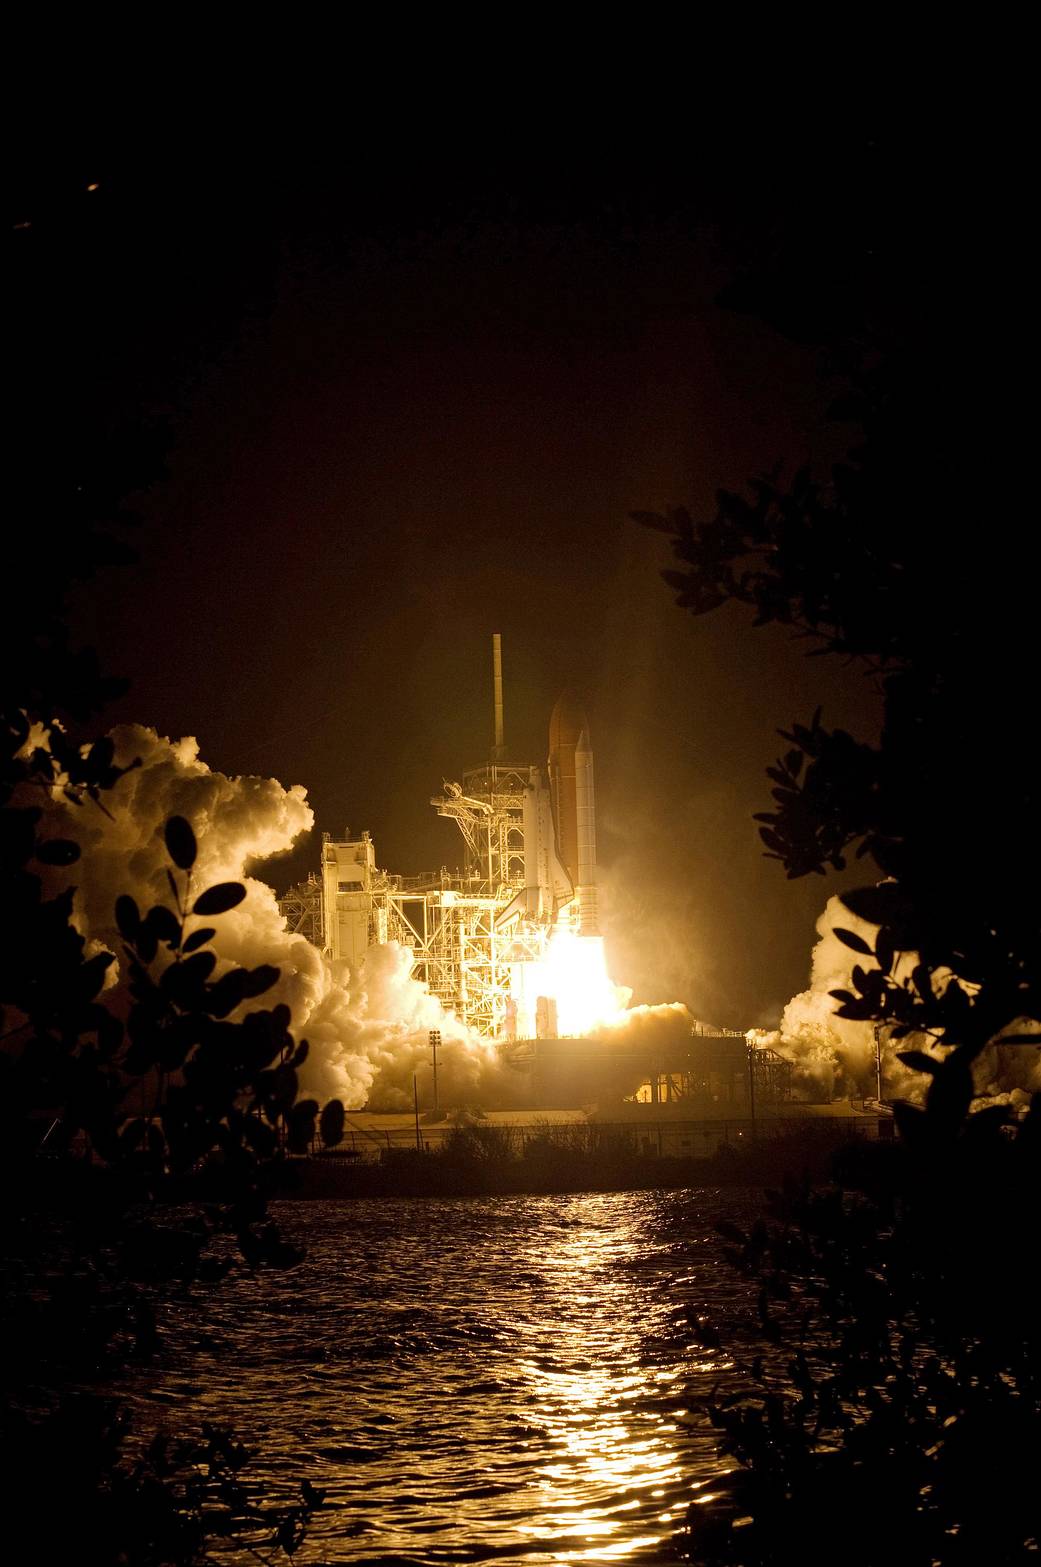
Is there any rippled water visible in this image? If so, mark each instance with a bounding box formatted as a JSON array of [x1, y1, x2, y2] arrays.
[[125, 1190, 759, 1564]]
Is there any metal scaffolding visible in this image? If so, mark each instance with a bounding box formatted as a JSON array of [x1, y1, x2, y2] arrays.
[[277, 762, 557, 1039], [376, 881, 511, 1033], [634, 1040, 793, 1109], [392, 764, 547, 1035], [431, 764, 530, 890], [279, 874, 324, 947], [750, 1044, 794, 1104]]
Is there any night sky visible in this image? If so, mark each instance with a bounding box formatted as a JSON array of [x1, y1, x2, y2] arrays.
[[15, 137, 892, 1028]]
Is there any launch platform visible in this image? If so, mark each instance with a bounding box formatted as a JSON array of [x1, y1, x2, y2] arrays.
[[279, 637, 794, 1113]]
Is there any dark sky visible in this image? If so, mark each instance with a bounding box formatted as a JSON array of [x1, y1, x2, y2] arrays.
[[16, 139, 890, 1027]]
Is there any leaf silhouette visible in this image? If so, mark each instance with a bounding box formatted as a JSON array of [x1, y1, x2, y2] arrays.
[[144, 904, 181, 948], [193, 882, 246, 916], [319, 1099, 345, 1147], [241, 964, 279, 998], [895, 1049, 941, 1076], [164, 815, 197, 870], [182, 926, 216, 953], [834, 926, 872, 955]]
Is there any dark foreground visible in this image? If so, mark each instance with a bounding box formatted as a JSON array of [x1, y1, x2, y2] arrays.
[[289, 1123, 881, 1199]]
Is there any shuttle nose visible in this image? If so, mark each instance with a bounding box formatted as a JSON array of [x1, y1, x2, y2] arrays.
[[549, 691, 589, 757]]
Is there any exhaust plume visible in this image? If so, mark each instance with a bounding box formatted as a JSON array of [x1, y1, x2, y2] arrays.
[[31, 725, 500, 1109], [30, 726, 682, 1112], [751, 895, 1040, 1111]]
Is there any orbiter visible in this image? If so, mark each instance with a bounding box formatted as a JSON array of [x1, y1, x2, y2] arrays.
[[503, 688, 599, 935]]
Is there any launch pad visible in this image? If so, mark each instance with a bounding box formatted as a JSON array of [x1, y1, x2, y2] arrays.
[[279, 636, 793, 1112], [500, 1027, 792, 1112], [280, 761, 570, 1040], [280, 634, 611, 1042]]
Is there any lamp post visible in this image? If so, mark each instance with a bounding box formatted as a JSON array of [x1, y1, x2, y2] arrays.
[[874, 1024, 884, 1102], [429, 1029, 441, 1112]]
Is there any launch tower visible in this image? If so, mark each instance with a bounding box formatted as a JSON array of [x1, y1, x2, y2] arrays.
[[279, 636, 601, 1039]]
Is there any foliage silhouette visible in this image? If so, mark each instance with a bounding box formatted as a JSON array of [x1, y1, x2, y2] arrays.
[[638, 253, 1041, 1562], [637, 355, 1039, 1111], [1, 436, 344, 1559], [676, 1120, 1039, 1565], [1, 796, 345, 1561]]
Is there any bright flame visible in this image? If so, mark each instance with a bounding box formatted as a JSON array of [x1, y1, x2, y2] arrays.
[[515, 930, 632, 1037]]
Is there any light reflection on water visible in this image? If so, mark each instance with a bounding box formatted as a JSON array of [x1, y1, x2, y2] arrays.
[[123, 1190, 755, 1564]]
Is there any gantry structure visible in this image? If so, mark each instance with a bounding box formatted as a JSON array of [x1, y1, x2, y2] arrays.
[[279, 874, 323, 947], [433, 764, 529, 889], [278, 762, 554, 1039]]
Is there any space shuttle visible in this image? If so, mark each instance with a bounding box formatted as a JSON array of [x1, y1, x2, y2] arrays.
[[500, 670, 599, 935], [547, 690, 599, 935]]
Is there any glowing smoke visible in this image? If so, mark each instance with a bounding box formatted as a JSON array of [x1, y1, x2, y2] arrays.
[[29, 724, 686, 1114], [38, 724, 983, 1120], [30, 725, 504, 1110], [751, 894, 1041, 1111]]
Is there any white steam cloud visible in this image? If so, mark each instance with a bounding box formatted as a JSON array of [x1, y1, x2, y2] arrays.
[[39, 726, 1033, 1119], [31, 725, 688, 1113], [33, 725, 508, 1110], [751, 895, 1040, 1112]]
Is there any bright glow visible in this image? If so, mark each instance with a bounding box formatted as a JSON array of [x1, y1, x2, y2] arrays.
[[513, 1198, 692, 1559], [515, 930, 632, 1037]]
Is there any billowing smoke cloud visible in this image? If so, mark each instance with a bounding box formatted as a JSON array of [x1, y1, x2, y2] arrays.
[[312, 942, 515, 1112], [44, 724, 1033, 1122], [747, 898, 883, 1102], [751, 895, 1041, 1111], [30, 725, 506, 1110], [31, 725, 693, 1114], [595, 999, 692, 1044]]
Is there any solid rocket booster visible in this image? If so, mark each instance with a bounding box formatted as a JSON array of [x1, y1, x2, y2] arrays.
[[548, 691, 599, 935]]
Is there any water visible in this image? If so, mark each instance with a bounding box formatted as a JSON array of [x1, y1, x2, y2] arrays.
[[124, 1190, 759, 1564]]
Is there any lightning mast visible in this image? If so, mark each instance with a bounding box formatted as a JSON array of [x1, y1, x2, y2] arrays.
[[492, 631, 505, 762]]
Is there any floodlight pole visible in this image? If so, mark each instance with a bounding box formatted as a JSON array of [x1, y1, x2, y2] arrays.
[[874, 1024, 884, 1102], [429, 1029, 441, 1112], [413, 1073, 421, 1150]]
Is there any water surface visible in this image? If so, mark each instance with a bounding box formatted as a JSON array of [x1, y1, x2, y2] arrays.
[[126, 1190, 757, 1564]]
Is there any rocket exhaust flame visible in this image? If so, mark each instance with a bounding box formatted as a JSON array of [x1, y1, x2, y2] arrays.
[[518, 929, 631, 1038], [24, 707, 693, 1116], [28, 720, 1031, 1120]]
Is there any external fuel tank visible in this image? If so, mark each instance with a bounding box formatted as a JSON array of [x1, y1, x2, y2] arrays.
[[548, 691, 599, 934]]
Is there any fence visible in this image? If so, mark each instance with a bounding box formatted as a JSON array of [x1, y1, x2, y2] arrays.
[[312, 1115, 891, 1164]]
